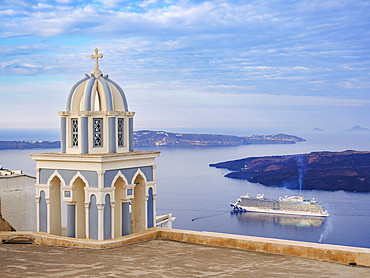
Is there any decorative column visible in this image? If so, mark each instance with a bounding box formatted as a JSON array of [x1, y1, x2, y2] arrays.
[[108, 116, 116, 153], [46, 195, 51, 234], [81, 116, 88, 154], [98, 202, 105, 240], [111, 201, 115, 238], [152, 164, 156, 180], [85, 201, 90, 239], [129, 118, 134, 152], [35, 195, 40, 232], [97, 170, 105, 188], [60, 116, 67, 153]]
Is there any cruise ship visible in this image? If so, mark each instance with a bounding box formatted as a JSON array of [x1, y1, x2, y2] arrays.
[[230, 194, 329, 217]]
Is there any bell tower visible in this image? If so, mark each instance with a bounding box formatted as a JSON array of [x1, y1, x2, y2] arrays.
[[32, 49, 163, 240], [59, 48, 134, 155]]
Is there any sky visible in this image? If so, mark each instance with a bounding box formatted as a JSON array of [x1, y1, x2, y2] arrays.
[[1, 0, 370, 140]]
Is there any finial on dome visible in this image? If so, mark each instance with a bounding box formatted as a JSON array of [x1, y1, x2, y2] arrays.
[[92, 68, 102, 78], [90, 48, 103, 69]]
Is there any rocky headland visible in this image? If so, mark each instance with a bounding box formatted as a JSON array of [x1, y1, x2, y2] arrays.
[[210, 150, 370, 192]]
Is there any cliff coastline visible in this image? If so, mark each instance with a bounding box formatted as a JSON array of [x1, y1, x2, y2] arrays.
[[210, 150, 370, 192], [133, 130, 304, 147]]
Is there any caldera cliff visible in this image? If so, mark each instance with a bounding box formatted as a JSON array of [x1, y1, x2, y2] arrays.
[[210, 150, 370, 192]]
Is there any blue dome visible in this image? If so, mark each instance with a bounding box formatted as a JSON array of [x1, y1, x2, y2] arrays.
[[59, 67, 134, 155], [66, 69, 128, 112]]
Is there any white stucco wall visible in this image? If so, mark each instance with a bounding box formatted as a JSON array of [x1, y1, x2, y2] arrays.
[[0, 174, 36, 231]]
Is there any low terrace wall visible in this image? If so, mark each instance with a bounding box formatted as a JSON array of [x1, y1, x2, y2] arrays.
[[157, 229, 370, 267]]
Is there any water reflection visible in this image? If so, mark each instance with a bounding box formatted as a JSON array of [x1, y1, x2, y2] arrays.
[[231, 211, 326, 228]]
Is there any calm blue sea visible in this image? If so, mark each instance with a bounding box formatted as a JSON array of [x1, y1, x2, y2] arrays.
[[1, 131, 369, 248]]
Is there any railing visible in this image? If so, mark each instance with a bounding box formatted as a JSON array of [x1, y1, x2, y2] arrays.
[[156, 213, 176, 229]]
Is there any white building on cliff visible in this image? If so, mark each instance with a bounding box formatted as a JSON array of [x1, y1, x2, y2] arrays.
[[0, 169, 36, 231]]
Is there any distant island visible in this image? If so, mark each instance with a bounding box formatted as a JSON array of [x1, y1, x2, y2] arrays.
[[0, 141, 60, 150], [133, 130, 305, 147], [343, 125, 370, 132], [312, 127, 325, 132], [0, 131, 305, 149], [311, 126, 370, 132], [210, 150, 370, 192]]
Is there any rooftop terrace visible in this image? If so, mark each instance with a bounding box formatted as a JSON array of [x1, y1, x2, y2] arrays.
[[1, 228, 370, 277], [1, 239, 369, 277]]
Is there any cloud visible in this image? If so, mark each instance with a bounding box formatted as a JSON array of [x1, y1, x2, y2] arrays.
[[138, 0, 158, 8], [0, 0, 370, 133], [0, 1, 291, 38]]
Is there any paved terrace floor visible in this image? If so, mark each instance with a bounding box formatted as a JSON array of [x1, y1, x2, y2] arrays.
[[1, 239, 369, 277]]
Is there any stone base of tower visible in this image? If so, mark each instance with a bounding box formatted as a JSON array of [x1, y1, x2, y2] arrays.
[[31, 151, 160, 240]]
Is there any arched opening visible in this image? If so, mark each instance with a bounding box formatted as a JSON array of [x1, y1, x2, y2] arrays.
[[147, 187, 154, 228], [39, 190, 47, 232], [71, 177, 86, 239], [113, 176, 130, 237], [93, 90, 102, 111], [89, 194, 98, 240], [104, 194, 111, 240], [131, 174, 146, 233], [49, 176, 62, 235]]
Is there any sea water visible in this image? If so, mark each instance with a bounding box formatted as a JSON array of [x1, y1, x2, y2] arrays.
[[1, 131, 369, 248]]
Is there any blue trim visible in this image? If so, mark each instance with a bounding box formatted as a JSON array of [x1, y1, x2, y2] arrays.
[[60, 117, 66, 153], [39, 169, 98, 188], [67, 204, 76, 238], [98, 76, 113, 111], [122, 202, 131, 236], [106, 77, 129, 111], [129, 118, 134, 152], [66, 75, 90, 111], [108, 117, 116, 153], [39, 190, 47, 232], [147, 188, 154, 228], [83, 77, 96, 111], [81, 117, 89, 154], [39, 166, 153, 189], [104, 166, 153, 188], [104, 194, 111, 240], [89, 195, 98, 240]]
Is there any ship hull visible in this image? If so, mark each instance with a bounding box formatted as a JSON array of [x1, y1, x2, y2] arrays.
[[230, 203, 328, 217], [230, 195, 329, 217]]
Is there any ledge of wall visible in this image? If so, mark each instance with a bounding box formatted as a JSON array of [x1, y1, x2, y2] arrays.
[[155, 228, 370, 267]]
